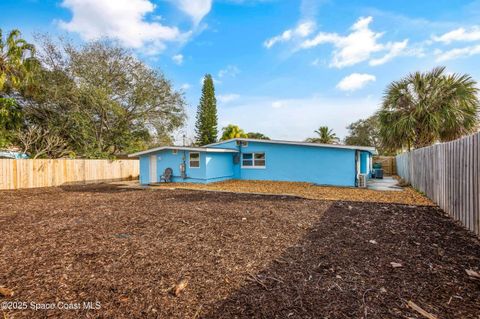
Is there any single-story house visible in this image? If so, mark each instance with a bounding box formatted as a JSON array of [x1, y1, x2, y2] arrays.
[[129, 138, 375, 187]]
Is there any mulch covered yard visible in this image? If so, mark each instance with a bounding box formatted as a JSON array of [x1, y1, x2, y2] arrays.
[[151, 179, 434, 206], [0, 184, 479, 318]]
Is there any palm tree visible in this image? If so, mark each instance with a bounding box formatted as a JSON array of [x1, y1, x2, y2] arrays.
[[306, 126, 339, 144], [378, 67, 479, 151], [220, 124, 248, 140], [0, 29, 38, 94]]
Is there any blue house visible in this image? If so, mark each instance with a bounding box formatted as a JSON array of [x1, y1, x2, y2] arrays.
[[129, 138, 375, 187]]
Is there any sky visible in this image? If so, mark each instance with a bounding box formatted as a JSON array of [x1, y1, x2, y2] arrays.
[[1, 0, 480, 142]]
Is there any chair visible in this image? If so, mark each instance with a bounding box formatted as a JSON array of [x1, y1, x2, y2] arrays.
[[160, 168, 173, 183]]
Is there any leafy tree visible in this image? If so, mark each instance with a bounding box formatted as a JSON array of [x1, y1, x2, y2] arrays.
[[21, 38, 185, 158], [0, 29, 39, 149], [306, 126, 339, 144], [247, 132, 270, 140], [344, 115, 379, 147], [344, 116, 395, 155], [378, 67, 479, 151], [221, 124, 248, 140], [195, 74, 218, 145], [0, 97, 22, 148], [0, 29, 38, 94]]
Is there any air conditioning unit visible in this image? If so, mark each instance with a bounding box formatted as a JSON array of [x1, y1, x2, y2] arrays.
[[358, 174, 367, 188]]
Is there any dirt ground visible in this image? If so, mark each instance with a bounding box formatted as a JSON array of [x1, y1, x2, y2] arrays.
[[151, 179, 434, 206], [0, 184, 479, 319]]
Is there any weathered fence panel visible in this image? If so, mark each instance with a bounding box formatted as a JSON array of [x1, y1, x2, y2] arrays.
[[396, 132, 480, 236], [0, 159, 139, 190], [372, 156, 396, 175]]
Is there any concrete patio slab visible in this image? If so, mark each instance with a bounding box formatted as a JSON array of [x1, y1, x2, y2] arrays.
[[368, 176, 403, 191]]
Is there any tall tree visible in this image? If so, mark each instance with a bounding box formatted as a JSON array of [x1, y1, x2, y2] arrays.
[[306, 126, 339, 144], [21, 38, 185, 158], [0, 97, 22, 148], [344, 115, 379, 147], [195, 74, 218, 145], [0, 29, 38, 148], [247, 132, 270, 140], [378, 66, 479, 151], [0, 29, 38, 94], [221, 124, 248, 140], [344, 116, 395, 155]]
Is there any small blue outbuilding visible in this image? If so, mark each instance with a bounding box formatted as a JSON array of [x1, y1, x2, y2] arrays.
[[129, 138, 375, 187]]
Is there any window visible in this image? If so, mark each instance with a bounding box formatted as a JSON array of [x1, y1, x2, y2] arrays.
[[189, 152, 200, 168], [242, 152, 265, 168], [236, 140, 248, 147]]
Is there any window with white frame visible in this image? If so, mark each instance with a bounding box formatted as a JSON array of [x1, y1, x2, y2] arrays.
[[189, 152, 200, 168], [242, 152, 265, 168]]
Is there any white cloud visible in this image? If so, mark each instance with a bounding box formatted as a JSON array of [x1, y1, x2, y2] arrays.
[[180, 83, 191, 90], [336, 73, 376, 91], [435, 44, 480, 62], [432, 26, 480, 44], [311, 58, 321, 66], [271, 101, 286, 108], [264, 21, 316, 48], [172, 54, 184, 65], [176, 0, 212, 25], [181, 94, 379, 143], [59, 0, 183, 54], [369, 39, 409, 66], [217, 93, 240, 103], [218, 65, 240, 78], [297, 16, 410, 68], [215, 95, 378, 140]]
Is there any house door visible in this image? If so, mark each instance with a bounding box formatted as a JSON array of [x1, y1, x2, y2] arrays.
[[150, 155, 157, 183]]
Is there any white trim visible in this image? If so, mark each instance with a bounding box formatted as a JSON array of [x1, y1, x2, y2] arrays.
[[189, 152, 200, 169], [241, 152, 266, 169], [205, 138, 376, 153], [129, 146, 237, 157], [149, 155, 157, 183]]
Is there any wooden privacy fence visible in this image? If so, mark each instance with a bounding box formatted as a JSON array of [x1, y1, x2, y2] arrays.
[[396, 132, 480, 236], [0, 159, 139, 190], [372, 156, 396, 175]]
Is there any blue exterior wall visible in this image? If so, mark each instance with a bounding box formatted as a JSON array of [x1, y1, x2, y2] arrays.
[[359, 151, 372, 177], [138, 141, 372, 187], [140, 156, 150, 185], [360, 151, 368, 174], [242, 142, 355, 186], [139, 149, 235, 184], [205, 153, 235, 182], [212, 141, 356, 186]]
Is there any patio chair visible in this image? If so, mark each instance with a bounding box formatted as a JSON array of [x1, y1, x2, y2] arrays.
[[160, 168, 173, 183]]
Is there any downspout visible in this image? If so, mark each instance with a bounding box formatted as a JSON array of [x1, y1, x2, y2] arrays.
[[181, 150, 187, 179], [354, 150, 359, 187], [238, 142, 242, 179]]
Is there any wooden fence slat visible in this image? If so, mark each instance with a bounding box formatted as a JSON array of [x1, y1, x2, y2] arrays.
[[396, 132, 480, 237], [0, 159, 139, 190]]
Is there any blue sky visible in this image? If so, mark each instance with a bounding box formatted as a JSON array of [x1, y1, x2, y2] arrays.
[[1, 0, 480, 142]]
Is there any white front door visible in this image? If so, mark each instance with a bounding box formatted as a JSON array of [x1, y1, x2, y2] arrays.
[[150, 155, 157, 183]]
